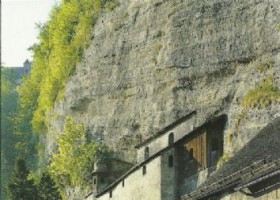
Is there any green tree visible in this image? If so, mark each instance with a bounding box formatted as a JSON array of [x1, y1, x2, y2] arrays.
[[49, 117, 110, 191], [1, 67, 20, 199], [8, 159, 38, 200], [37, 172, 62, 200]]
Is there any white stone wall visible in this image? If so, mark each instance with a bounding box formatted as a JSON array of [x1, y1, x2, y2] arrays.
[[137, 115, 197, 163], [97, 157, 161, 200]]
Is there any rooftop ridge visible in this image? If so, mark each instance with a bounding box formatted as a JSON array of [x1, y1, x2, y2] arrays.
[[135, 111, 196, 148]]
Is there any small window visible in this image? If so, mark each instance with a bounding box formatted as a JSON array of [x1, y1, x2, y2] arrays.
[[144, 147, 149, 160], [143, 165, 146, 175], [168, 132, 174, 145], [109, 190, 112, 198], [94, 179, 96, 185], [122, 179, 125, 187], [168, 155, 173, 167], [189, 148, 194, 161]]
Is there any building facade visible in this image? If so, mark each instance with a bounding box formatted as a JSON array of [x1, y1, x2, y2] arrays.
[[85, 112, 233, 200]]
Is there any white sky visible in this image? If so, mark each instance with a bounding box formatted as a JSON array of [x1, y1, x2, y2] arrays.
[[2, 0, 58, 67]]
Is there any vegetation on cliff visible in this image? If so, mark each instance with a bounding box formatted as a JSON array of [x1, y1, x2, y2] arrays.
[[242, 76, 280, 109], [49, 117, 110, 197], [18, 0, 119, 134], [2, 0, 118, 198]]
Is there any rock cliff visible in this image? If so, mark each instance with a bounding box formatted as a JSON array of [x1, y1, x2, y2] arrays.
[[47, 0, 280, 166]]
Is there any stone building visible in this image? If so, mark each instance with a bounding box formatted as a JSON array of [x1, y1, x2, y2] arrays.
[[85, 115, 280, 200]]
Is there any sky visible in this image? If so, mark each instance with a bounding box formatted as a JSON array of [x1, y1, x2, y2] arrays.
[[2, 0, 58, 67]]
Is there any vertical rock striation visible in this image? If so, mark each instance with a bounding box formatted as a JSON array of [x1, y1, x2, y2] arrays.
[[48, 0, 280, 164]]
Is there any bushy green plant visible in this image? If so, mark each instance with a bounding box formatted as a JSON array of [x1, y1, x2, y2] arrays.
[[49, 117, 110, 193], [242, 77, 280, 109]]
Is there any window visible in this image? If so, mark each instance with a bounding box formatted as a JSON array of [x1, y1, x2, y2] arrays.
[[168, 155, 173, 167], [168, 132, 174, 145], [122, 179, 125, 187], [109, 190, 112, 198], [189, 148, 194, 161], [144, 147, 149, 160], [94, 179, 96, 185], [143, 165, 146, 175]]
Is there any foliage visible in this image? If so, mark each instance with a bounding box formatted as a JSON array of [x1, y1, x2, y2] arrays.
[[49, 117, 110, 192], [241, 77, 280, 109], [8, 159, 38, 200], [1, 68, 20, 199], [18, 0, 119, 134], [2, 0, 120, 198], [37, 172, 62, 200], [217, 152, 230, 169], [8, 159, 61, 200]]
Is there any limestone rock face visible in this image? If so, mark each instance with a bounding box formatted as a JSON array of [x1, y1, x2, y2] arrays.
[[48, 0, 280, 166]]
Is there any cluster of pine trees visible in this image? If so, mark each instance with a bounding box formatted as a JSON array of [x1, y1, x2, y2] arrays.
[[1, 68, 61, 199], [8, 159, 61, 200]]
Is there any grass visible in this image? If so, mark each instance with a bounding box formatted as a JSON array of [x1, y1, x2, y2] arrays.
[[242, 77, 280, 109], [257, 61, 274, 73]]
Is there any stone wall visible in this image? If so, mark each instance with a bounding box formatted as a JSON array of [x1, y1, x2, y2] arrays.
[[97, 157, 161, 200], [137, 113, 196, 163]]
